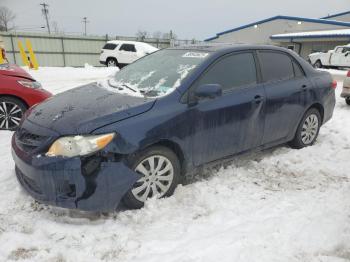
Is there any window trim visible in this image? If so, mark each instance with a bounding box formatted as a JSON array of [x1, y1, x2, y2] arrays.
[[103, 43, 118, 50], [189, 50, 259, 96], [256, 50, 305, 84], [119, 43, 137, 52]]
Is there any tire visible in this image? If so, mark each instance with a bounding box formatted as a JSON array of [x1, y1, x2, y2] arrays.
[[313, 60, 322, 69], [122, 146, 181, 209], [346, 97, 350, 106], [289, 108, 321, 149], [0, 96, 27, 131], [106, 58, 118, 67]]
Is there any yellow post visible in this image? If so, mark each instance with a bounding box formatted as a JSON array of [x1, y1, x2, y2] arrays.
[[25, 39, 39, 70], [18, 41, 29, 67], [0, 49, 4, 64]]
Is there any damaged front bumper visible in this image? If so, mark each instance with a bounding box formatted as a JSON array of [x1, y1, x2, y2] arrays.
[[12, 137, 141, 212]]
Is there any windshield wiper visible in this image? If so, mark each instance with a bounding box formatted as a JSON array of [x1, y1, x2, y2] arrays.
[[108, 80, 138, 93]]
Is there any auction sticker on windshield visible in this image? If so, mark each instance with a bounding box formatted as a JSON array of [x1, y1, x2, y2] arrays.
[[182, 52, 209, 58]]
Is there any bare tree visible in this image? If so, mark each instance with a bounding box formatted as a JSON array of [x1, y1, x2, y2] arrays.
[[0, 6, 15, 31], [136, 30, 149, 41]]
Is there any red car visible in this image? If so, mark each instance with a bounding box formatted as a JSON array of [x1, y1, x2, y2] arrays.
[[0, 63, 52, 130]]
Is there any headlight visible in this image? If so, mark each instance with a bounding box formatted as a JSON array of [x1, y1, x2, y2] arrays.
[[46, 133, 115, 157], [17, 80, 42, 89]]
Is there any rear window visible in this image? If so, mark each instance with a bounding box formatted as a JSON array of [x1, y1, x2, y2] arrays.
[[103, 43, 118, 50], [259, 51, 295, 82], [120, 44, 136, 52]]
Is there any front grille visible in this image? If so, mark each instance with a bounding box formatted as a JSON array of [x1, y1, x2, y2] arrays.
[[15, 128, 49, 153]]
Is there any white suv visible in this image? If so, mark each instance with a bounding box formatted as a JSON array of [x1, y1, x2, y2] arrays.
[[99, 40, 158, 67]]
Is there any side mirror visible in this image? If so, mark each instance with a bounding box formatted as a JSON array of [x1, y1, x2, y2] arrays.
[[194, 84, 222, 99], [345, 51, 350, 57]]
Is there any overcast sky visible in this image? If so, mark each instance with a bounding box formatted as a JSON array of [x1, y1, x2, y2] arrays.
[[1, 0, 350, 40]]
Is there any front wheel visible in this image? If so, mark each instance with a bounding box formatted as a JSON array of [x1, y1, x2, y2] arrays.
[[122, 146, 181, 209], [346, 97, 350, 105], [106, 58, 118, 67], [313, 60, 322, 69], [0, 97, 27, 131], [289, 108, 321, 149]]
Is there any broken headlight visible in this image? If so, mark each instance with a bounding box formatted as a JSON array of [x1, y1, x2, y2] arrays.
[[46, 133, 115, 157]]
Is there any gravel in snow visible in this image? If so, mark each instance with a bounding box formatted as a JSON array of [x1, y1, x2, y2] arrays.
[[0, 66, 349, 262]]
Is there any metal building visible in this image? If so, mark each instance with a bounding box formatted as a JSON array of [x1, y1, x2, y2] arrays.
[[205, 11, 350, 58]]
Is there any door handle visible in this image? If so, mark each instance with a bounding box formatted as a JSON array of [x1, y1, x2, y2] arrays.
[[254, 95, 263, 104]]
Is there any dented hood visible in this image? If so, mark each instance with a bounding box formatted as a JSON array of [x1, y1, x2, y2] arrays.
[[25, 83, 155, 135]]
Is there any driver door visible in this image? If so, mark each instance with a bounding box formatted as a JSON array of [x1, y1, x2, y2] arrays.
[[189, 52, 266, 166]]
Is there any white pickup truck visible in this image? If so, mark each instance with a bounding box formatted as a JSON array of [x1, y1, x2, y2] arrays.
[[309, 44, 350, 69]]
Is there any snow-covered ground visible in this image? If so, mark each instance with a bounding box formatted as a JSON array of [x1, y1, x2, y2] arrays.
[[0, 67, 349, 262]]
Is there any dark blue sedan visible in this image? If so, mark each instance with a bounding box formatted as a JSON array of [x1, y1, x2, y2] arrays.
[[12, 44, 336, 211]]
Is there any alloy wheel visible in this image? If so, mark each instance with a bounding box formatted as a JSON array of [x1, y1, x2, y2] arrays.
[[301, 114, 319, 145], [0, 101, 23, 130], [132, 155, 174, 202]]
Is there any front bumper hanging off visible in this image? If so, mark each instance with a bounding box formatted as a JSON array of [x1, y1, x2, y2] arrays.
[[12, 138, 141, 212]]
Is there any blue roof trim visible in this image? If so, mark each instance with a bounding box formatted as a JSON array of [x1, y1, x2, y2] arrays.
[[271, 34, 350, 40], [204, 15, 350, 42], [321, 11, 350, 19]]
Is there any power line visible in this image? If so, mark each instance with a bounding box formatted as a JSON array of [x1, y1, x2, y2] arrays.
[[40, 3, 51, 34], [82, 17, 89, 36]]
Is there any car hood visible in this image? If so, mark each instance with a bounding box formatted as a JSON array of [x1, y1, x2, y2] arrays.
[[0, 63, 35, 80], [25, 83, 156, 135]]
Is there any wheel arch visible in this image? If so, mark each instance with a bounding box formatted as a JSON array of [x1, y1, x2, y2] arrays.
[[106, 57, 118, 63], [307, 103, 324, 123], [145, 139, 186, 175], [0, 94, 29, 109]]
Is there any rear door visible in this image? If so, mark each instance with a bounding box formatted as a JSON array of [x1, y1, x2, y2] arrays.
[[190, 51, 266, 165], [257, 50, 310, 145], [118, 43, 138, 64]]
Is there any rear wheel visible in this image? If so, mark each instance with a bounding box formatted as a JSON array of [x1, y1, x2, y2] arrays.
[[289, 108, 321, 149], [313, 60, 322, 69], [106, 58, 118, 67], [123, 146, 181, 209], [346, 97, 350, 105], [0, 97, 27, 131]]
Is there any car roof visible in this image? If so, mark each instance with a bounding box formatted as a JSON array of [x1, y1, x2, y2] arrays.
[[106, 40, 151, 46], [168, 43, 294, 53]]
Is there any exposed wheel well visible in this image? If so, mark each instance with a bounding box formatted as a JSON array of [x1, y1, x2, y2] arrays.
[[308, 103, 324, 123], [0, 95, 29, 109], [150, 140, 186, 175]]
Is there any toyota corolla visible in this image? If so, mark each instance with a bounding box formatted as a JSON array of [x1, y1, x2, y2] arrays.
[[12, 44, 336, 211]]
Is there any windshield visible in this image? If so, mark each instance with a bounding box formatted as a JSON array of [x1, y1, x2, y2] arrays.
[[112, 49, 210, 97]]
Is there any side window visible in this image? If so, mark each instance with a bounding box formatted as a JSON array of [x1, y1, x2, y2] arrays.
[[292, 61, 304, 78], [259, 51, 294, 82], [196, 52, 257, 92], [342, 47, 350, 53], [120, 44, 136, 52], [103, 43, 118, 50], [336, 47, 344, 53]]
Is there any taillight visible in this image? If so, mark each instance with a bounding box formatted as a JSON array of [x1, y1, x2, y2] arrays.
[[347, 71, 350, 77], [331, 80, 337, 89]]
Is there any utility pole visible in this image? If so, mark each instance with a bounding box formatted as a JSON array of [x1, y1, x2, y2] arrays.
[[82, 17, 89, 36], [40, 3, 51, 34]]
